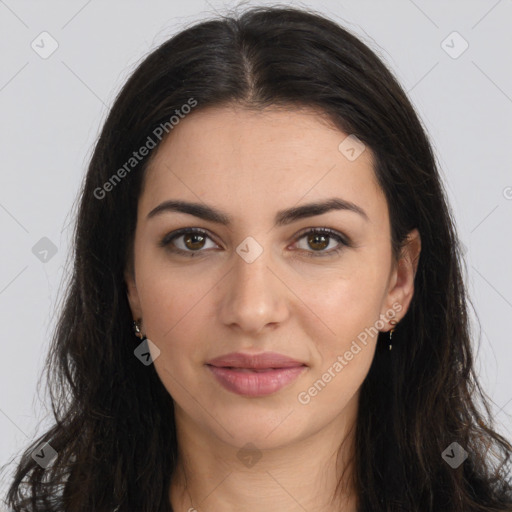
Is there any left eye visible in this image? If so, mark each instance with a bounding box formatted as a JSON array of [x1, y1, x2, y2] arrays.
[[160, 227, 349, 258]]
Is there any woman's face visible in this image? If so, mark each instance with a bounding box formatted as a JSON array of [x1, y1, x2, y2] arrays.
[[125, 105, 420, 450]]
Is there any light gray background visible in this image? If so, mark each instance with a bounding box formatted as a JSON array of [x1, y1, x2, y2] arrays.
[[1, 0, 511, 502]]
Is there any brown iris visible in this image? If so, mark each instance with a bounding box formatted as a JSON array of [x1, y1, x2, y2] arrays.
[[307, 233, 329, 251], [184, 233, 206, 250]]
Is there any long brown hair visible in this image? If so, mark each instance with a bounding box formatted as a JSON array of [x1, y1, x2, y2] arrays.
[[3, 5, 512, 511]]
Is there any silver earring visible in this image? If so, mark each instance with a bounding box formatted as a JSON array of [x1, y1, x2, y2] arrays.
[[388, 319, 398, 350], [133, 319, 145, 340]]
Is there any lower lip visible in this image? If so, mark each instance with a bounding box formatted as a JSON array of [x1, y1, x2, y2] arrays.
[[206, 365, 307, 397]]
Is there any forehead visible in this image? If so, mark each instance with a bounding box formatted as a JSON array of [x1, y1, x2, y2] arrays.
[[140, 105, 385, 223]]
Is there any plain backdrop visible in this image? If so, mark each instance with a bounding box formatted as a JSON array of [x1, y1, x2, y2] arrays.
[[1, 0, 511, 502]]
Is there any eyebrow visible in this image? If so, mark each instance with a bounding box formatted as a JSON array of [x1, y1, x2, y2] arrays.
[[147, 197, 369, 226]]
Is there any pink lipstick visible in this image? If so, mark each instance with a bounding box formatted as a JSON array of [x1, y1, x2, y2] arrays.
[[205, 352, 307, 397]]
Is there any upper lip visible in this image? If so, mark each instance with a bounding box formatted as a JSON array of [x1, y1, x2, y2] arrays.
[[206, 352, 307, 369]]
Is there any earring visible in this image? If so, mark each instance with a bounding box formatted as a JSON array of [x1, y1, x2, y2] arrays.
[[133, 319, 145, 340], [388, 319, 398, 350]]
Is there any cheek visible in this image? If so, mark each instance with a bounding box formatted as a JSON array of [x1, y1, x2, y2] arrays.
[[292, 266, 386, 403], [136, 273, 206, 399], [143, 285, 190, 331], [296, 264, 386, 343], [140, 277, 206, 352], [131, 260, 202, 379], [134, 243, 204, 336], [294, 276, 381, 411]]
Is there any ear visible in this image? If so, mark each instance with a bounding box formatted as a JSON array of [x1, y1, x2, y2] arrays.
[[381, 228, 421, 329], [124, 266, 143, 322]]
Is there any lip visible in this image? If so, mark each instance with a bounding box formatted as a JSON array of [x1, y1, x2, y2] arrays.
[[205, 352, 307, 397], [207, 365, 307, 397], [205, 351, 306, 369]]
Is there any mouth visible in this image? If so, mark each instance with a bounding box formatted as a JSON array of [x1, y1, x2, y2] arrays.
[[205, 364, 307, 397]]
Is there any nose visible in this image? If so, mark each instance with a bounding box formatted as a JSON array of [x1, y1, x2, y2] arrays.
[[218, 244, 290, 335]]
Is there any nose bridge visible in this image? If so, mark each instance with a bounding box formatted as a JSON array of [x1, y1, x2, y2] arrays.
[[234, 246, 273, 297], [218, 237, 289, 332]]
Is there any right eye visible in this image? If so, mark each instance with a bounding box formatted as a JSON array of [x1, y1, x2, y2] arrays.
[[159, 228, 219, 257]]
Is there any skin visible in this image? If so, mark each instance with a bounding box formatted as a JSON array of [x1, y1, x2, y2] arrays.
[[125, 104, 421, 511]]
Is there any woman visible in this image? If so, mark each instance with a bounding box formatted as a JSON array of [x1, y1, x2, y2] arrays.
[[4, 5, 512, 511]]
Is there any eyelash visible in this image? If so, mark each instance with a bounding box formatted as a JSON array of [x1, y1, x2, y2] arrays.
[[159, 227, 351, 258]]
